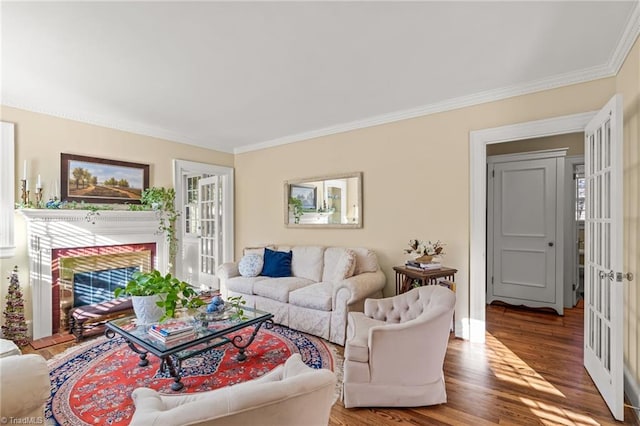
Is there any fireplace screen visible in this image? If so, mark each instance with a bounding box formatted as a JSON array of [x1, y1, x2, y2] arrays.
[[73, 266, 139, 307]]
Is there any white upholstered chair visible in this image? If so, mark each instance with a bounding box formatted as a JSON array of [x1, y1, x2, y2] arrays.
[[342, 285, 456, 408], [130, 354, 337, 426], [0, 339, 51, 421]]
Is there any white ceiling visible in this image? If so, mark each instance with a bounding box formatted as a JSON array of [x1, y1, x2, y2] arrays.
[[2, 1, 638, 154]]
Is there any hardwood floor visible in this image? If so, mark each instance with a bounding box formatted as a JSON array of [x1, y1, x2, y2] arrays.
[[26, 303, 638, 425]]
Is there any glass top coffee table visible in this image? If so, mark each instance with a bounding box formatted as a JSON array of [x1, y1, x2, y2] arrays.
[[105, 306, 274, 390]]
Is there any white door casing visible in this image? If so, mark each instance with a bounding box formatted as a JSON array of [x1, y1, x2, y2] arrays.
[[583, 95, 624, 421], [487, 150, 565, 315], [469, 111, 594, 342]]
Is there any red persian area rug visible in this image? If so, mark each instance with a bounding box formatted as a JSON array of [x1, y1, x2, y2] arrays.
[[46, 325, 340, 426]]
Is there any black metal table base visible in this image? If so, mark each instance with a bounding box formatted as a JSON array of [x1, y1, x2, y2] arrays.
[[106, 317, 274, 391]]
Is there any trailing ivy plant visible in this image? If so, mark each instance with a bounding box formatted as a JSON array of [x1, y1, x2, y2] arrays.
[[129, 187, 180, 273]]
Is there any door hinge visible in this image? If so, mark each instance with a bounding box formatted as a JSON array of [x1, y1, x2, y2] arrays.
[[491, 276, 494, 284], [492, 170, 495, 178]]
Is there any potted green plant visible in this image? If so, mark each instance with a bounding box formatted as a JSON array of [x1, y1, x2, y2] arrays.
[[114, 270, 204, 323], [289, 197, 304, 224]]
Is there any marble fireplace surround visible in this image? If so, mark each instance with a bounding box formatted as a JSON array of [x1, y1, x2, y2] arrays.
[[20, 209, 168, 339]]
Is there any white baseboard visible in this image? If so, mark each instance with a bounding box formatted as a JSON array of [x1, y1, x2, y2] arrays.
[[624, 365, 640, 422]]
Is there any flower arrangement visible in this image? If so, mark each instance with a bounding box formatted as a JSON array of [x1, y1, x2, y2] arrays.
[[404, 239, 445, 257]]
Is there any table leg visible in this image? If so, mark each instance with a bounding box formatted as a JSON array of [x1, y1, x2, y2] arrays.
[[401, 276, 413, 294], [230, 319, 273, 361], [106, 330, 148, 366], [163, 356, 184, 391]]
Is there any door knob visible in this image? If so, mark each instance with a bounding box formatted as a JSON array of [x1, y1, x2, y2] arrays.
[[548, 242, 554, 247]]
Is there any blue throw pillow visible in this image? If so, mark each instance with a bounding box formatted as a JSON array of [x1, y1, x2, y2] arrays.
[[261, 248, 292, 278]]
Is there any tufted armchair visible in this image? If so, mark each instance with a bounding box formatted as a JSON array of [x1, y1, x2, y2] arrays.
[[342, 285, 456, 408]]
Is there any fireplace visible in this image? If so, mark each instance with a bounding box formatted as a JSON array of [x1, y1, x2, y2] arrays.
[[51, 243, 155, 334], [20, 209, 168, 339]]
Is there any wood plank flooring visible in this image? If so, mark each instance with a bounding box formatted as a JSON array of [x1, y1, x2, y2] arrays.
[[25, 302, 639, 425]]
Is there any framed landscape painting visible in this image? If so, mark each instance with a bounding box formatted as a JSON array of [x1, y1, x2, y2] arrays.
[[60, 154, 149, 204], [290, 184, 317, 209]]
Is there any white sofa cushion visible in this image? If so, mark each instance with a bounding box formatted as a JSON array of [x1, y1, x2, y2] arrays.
[[290, 246, 325, 282], [351, 247, 379, 275], [289, 282, 333, 311], [226, 276, 269, 295], [253, 277, 315, 303], [322, 247, 356, 282]]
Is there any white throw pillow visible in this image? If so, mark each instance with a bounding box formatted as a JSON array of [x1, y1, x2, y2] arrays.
[[331, 249, 356, 282], [238, 254, 263, 277]]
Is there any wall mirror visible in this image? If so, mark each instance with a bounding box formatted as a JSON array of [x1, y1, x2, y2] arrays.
[[284, 172, 362, 228]]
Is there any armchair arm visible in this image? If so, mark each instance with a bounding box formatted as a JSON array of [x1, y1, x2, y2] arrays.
[[0, 354, 50, 419]]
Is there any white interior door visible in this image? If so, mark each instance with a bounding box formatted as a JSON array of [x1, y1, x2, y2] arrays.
[[583, 95, 624, 421], [198, 175, 221, 288], [487, 150, 564, 315]]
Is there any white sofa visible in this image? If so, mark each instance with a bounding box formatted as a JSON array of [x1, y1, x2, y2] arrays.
[[130, 354, 337, 426], [218, 246, 386, 345]]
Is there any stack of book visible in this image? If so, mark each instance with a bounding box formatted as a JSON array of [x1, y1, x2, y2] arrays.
[[148, 320, 196, 344], [405, 260, 442, 271]]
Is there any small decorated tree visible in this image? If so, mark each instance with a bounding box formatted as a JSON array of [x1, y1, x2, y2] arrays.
[[2, 266, 29, 346]]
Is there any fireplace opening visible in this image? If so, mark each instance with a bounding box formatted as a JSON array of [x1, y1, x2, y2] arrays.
[[73, 266, 139, 307], [52, 243, 155, 334]]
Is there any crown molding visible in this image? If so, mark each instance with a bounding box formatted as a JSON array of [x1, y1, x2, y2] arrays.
[[234, 63, 612, 154], [609, 0, 640, 75]]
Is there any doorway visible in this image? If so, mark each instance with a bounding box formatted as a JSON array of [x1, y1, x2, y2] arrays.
[[469, 111, 595, 343], [173, 160, 234, 289]]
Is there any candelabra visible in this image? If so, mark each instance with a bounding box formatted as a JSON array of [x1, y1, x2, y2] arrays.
[[35, 187, 44, 207], [20, 179, 30, 207]]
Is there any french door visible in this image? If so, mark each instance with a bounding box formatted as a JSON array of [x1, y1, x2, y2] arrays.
[[198, 175, 222, 288], [583, 94, 623, 421], [173, 160, 234, 290]]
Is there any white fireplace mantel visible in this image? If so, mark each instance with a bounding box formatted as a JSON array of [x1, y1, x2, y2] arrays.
[[19, 209, 168, 339]]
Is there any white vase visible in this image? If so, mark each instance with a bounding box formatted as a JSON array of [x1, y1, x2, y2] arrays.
[[131, 294, 164, 324]]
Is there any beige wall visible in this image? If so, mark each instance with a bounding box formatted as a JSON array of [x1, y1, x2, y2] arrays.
[[235, 77, 617, 337], [0, 106, 234, 326], [618, 37, 640, 390], [486, 132, 584, 156]]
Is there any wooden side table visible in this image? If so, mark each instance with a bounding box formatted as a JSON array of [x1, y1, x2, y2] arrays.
[[393, 266, 458, 295]]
